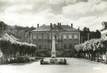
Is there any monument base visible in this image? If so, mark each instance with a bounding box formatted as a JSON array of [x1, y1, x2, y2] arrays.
[[40, 58, 67, 65]]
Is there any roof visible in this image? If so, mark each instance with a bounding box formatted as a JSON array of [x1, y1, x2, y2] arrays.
[[32, 24, 79, 32], [0, 33, 36, 47], [33, 25, 51, 31]]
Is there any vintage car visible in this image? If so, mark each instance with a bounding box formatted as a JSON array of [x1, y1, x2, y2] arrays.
[[40, 58, 67, 65]]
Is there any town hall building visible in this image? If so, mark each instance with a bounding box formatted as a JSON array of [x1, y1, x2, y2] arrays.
[[31, 23, 80, 50]]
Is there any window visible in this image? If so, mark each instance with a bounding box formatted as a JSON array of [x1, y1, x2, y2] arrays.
[[63, 34, 67, 39], [43, 34, 47, 39], [68, 35, 72, 39], [64, 44, 67, 49], [49, 35, 52, 40], [38, 35, 42, 39], [38, 45, 41, 49], [58, 35, 62, 40], [74, 34, 78, 39], [69, 44, 73, 48], [48, 34, 50, 39], [33, 35, 37, 39]]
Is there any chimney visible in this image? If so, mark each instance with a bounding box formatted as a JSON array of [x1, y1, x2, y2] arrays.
[[59, 22, 61, 27], [58, 22, 61, 28], [37, 24, 39, 28], [58, 22, 61, 26], [54, 23, 56, 28], [50, 23, 53, 29], [71, 23, 73, 28], [78, 27, 80, 31]]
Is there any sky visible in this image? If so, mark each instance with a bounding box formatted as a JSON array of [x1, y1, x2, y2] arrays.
[[0, 0, 107, 31]]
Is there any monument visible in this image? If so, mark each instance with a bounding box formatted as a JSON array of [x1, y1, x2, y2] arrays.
[[40, 33, 67, 65]]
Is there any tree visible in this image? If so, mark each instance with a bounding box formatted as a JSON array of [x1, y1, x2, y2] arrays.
[[0, 21, 7, 35], [81, 27, 90, 42], [95, 30, 101, 38], [83, 27, 90, 32]]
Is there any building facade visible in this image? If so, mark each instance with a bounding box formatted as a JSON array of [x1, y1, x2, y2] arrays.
[[101, 22, 107, 40], [31, 23, 80, 50]]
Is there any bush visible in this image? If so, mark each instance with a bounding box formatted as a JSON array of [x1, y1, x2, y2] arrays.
[[75, 39, 107, 63]]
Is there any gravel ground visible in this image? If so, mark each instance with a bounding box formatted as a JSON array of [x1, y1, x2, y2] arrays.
[[0, 58, 107, 73]]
